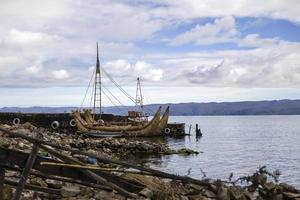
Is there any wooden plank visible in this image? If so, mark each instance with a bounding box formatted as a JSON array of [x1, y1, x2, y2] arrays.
[[4, 179, 60, 195], [0, 147, 86, 181], [41, 145, 139, 198], [0, 148, 142, 193], [0, 164, 111, 191], [13, 133, 42, 200]]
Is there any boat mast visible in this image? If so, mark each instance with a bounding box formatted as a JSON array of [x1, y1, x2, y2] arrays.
[[135, 77, 144, 117], [93, 42, 102, 119]]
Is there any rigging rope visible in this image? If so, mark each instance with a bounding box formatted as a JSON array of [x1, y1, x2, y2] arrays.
[[102, 67, 136, 103], [102, 68, 154, 116], [81, 64, 155, 116], [101, 89, 123, 113], [81, 70, 95, 109], [90, 79, 95, 109], [102, 84, 124, 106]]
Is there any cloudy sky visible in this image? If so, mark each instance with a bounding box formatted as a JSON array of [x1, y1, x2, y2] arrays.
[[0, 0, 300, 107]]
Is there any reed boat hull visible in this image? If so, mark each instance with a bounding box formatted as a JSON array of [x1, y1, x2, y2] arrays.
[[72, 107, 170, 137]]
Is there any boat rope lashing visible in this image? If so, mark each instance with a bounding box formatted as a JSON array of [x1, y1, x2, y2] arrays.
[[13, 118, 20, 125], [69, 119, 76, 127], [51, 121, 60, 129], [164, 127, 171, 134]]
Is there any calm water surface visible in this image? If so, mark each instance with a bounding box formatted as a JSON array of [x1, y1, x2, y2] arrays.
[[146, 115, 300, 188]]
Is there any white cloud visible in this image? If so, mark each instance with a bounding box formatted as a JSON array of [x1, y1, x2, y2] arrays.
[[134, 61, 163, 81], [170, 16, 238, 46], [147, 68, 164, 81], [25, 65, 42, 74], [237, 34, 280, 47], [105, 59, 131, 72], [3, 29, 60, 46], [102, 60, 164, 83], [52, 69, 70, 79], [151, 0, 300, 24], [157, 40, 300, 88], [169, 16, 284, 48]]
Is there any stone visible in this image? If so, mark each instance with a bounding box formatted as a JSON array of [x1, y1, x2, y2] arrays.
[[244, 191, 259, 199], [18, 142, 25, 148], [229, 186, 247, 200], [17, 128, 33, 136], [139, 188, 154, 198], [279, 183, 299, 193], [94, 190, 125, 200], [202, 190, 216, 198], [80, 187, 95, 198], [189, 194, 214, 200], [177, 148, 199, 155], [273, 194, 283, 200], [22, 122, 37, 131], [216, 186, 230, 200], [264, 182, 276, 191], [0, 124, 11, 129], [61, 185, 81, 197], [46, 179, 62, 189], [180, 195, 189, 200], [257, 174, 267, 185], [189, 183, 204, 191], [282, 192, 300, 199], [3, 186, 13, 200], [30, 177, 48, 188], [0, 137, 11, 148]]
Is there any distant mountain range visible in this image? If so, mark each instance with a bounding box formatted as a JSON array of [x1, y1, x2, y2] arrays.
[[1, 99, 300, 116]]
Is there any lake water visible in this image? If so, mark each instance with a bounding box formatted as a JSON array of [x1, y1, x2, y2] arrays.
[[146, 115, 300, 188]]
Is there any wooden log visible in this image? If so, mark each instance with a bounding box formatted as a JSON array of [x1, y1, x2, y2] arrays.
[[41, 145, 139, 198], [13, 133, 42, 200], [4, 179, 60, 195], [0, 127, 215, 192], [0, 168, 5, 200]]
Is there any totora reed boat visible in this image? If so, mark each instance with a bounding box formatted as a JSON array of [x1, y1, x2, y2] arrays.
[[71, 43, 169, 137]]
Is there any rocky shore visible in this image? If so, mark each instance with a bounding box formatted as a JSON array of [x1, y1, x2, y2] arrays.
[[0, 122, 199, 158], [0, 123, 299, 200]]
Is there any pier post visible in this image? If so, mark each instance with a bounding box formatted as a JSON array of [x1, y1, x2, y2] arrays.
[[196, 124, 202, 137]]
